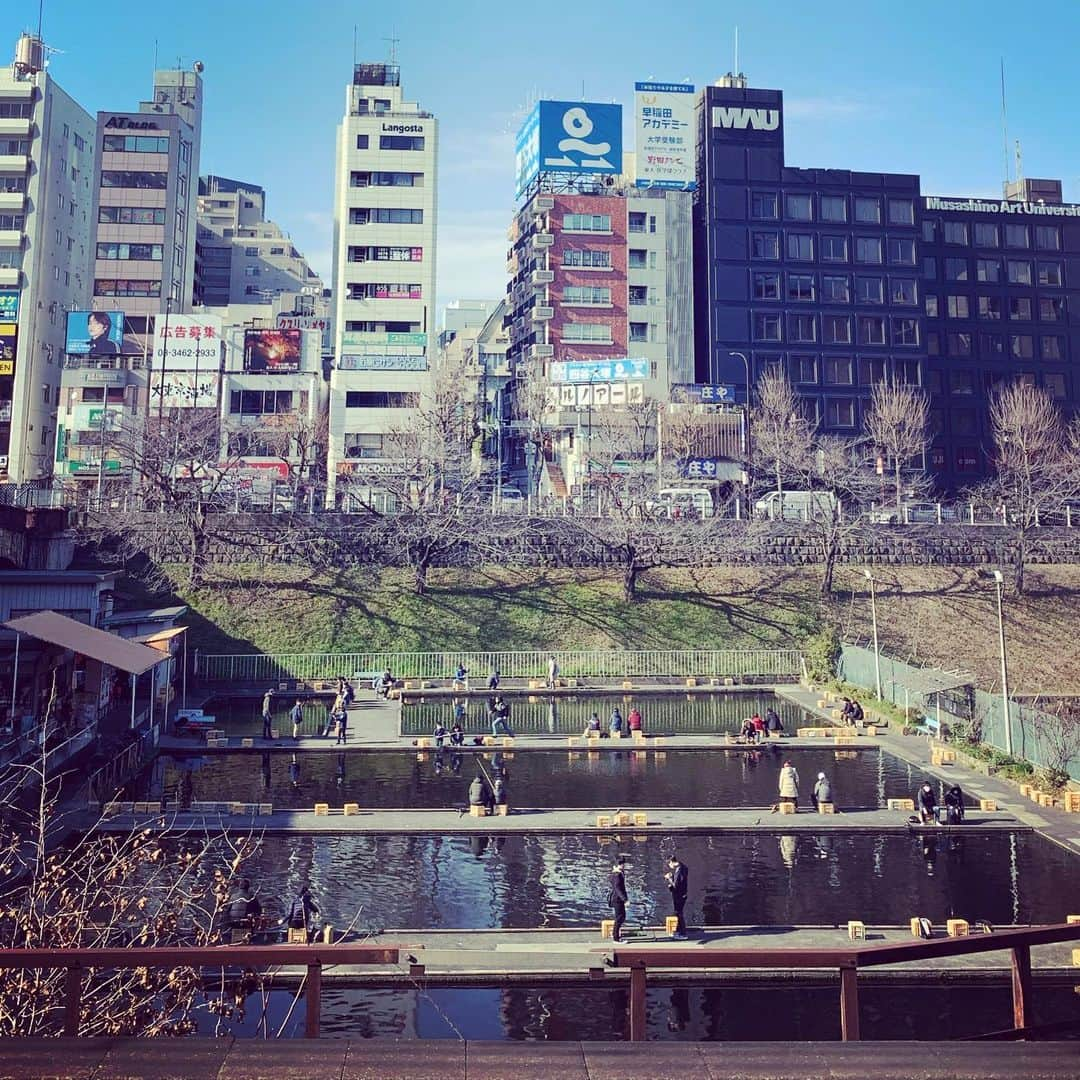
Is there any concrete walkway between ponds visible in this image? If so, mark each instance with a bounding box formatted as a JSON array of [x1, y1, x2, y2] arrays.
[[90, 805, 1025, 836], [4, 1038, 1078, 1078]]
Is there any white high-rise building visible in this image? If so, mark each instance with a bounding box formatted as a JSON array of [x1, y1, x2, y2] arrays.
[[0, 35, 94, 483], [328, 61, 437, 505]]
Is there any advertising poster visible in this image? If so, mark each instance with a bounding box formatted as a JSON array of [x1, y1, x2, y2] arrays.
[[0, 322, 15, 376], [243, 328, 301, 373], [149, 371, 221, 410], [65, 310, 127, 357], [634, 82, 696, 190], [514, 103, 541, 199], [0, 289, 18, 322], [525, 101, 622, 186], [152, 314, 223, 367]]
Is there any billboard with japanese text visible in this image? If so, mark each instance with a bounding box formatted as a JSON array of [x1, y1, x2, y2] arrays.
[[550, 358, 649, 384], [65, 310, 134, 357], [152, 314, 223, 368], [149, 370, 221, 411], [243, 328, 302, 373], [0, 289, 18, 322], [634, 82, 695, 190]]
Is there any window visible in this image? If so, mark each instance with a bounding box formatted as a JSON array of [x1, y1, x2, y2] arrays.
[[892, 317, 919, 345], [824, 357, 854, 385], [1041, 335, 1064, 361], [356, 135, 369, 149], [1010, 334, 1034, 359], [100, 171, 168, 189], [562, 249, 610, 269], [347, 282, 422, 299], [648, 215, 657, 234], [0, 176, 27, 193], [564, 213, 611, 232], [855, 237, 882, 264], [628, 285, 648, 305], [379, 135, 425, 150], [562, 323, 612, 343], [629, 322, 648, 343], [820, 195, 846, 222], [788, 313, 817, 342], [923, 256, 937, 280], [350, 207, 424, 224], [858, 357, 887, 385], [751, 231, 780, 259], [978, 296, 1001, 320], [926, 331, 940, 356], [945, 257, 969, 281], [753, 272, 780, 300], [973, 222, 999, 247], [825, 398, 857, 427], [822, 314, 851, 344], [1009, 296, 1032, 320], [855, 276, 883, 304], [102, 134, 170, 153], [0, 138, 29, 155], [230, 390, 296, 414], [792, 354, 818, 383], [951, 408, 978, 436], [946, 295, 969, 318], [947, 331, 972, 356], [820, 235, 847, 262], [753, 313, 782, 341], [1005, 223, 1029, 248], [888, 237, 916, 264], [96, 243, 163, 260], [1007, 259, 1032, 285], [976, 258, 1000, 283], [943, 221, 968, 245], [1037, 261, 1063, 287], [344, 391, 419, 408], [628, 211, 647, 232], [785, 194, 813, 221], [563, 285, 611, 305], [1039, 297, 1065, 321], [628, 248, 647, 269], [344, 433, 385, 459], [853, 197, 879, 223], [949, 370, 975, 395], [351, 170, 422, 187], [1035, 225, 1060, 251], [822, 275, 849, 302], [98, 206, 166, 225], [749, 191, 779, 220], [244, 246, 259, 257], [925, 294, 939, 317], [980, 333, 1005, 355], [890, 278, 917, 305], [922, 220, 937, 243], [787, 273, 815, 301], [243, 266, 260, 277], [93, 279, 161, 297], [1044, 372, 1066, 399], [786, 233, 813, 261], [857, 316, 885, 344], [887, 199, 914, 225], [0, 101, 32, 118]]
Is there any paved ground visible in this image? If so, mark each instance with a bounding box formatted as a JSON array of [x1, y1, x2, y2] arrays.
[[2, 1038, 1078, 1079], [91, 805, 1023, 836]]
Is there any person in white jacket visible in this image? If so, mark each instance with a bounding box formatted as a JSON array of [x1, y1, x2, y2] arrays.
[[778, 761, 800, 810]]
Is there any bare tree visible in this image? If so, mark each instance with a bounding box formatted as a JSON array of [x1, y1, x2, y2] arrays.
[[970, 382, 1080, 594], [864, 376, 931, 509], [512, 362, 554, 496], [751, 369, 814, 499], [1029, 698, 1080, 791], [247, 398, 329, 500]]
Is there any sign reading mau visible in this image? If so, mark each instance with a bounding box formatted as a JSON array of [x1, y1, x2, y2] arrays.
[[712, 106, 780, 131]]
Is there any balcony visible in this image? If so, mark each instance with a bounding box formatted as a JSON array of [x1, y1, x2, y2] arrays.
[[0, 267, 20, 286], [0, 155, 29, 173], [531, 269, 554, 286], [528, 343, 554, 361], [0, 191, 25, 212], [532, 306, 554, 322], [0, 230, 22, 248], [531, 232, 554, 250], [0, 118, 31, 137]]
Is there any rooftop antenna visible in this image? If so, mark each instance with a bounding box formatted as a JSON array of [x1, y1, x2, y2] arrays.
[[1000, 57, 1010, 192], [37, 0, 44, 40], [1015, 139, 1023, 187], [734, 25, 739, 75], [383, 30, 399, 63], [153, 38, 158, 70], [352, 24, 357, 67]]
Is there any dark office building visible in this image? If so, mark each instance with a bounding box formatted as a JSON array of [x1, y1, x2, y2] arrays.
[[694, 76, 1080, 490]]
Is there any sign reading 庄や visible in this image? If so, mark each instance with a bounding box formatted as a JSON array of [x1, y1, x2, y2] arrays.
[[634, 82, 695, 191]]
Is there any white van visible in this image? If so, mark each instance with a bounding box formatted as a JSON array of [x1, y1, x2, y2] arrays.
[[754, 490, 838, 522], [647, 488, 715, 519]]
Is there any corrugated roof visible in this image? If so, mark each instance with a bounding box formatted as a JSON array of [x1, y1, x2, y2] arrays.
[[4, 610, 167, 675]]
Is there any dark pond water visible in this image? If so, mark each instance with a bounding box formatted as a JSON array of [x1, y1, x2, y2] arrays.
[[146, 747, 933, 810], [194, 832, 1080, 931], [203, 691, 811, 738], [206, 982, 1080, 1041]]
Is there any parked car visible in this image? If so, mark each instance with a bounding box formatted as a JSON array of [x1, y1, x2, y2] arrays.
[[754, 490, 838, 521], [646, 488, 715, 519], [496, 487, 525, 511]]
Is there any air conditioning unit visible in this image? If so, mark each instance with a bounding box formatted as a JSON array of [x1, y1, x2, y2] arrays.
[[535, 195, 555, 212], [0, 455, 8, 468]]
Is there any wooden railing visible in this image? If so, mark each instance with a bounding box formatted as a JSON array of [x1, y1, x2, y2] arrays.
[[610, 921, 1080, 1042]]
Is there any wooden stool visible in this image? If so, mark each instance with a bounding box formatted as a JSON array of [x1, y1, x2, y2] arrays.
[[847, 920, 866, 940]]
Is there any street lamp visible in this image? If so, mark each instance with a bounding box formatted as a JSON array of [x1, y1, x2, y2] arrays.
[[990, 569, 1013, 757], [729, 350, 751, 486], [863, 569, 882, 701]]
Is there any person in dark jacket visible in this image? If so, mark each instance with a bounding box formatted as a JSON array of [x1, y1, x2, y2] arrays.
[[261, 689, 275, 740], [664, 855, 689, 939], [765, 708, 784, 734], [944, 784, 965, 824], [468, 775, 489, 812], [813, 772, 833, 810], [287, 886, 319, 941], [916, 783, 937, 824], [608, 860, 629, 942]]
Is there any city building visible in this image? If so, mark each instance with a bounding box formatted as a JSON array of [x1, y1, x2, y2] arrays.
[[693, 74, 1080, 490], [194, 175, 323, 308], [439, 299, 500, 347], [0, 34, 95, 483], [328, 60, 438, 506]]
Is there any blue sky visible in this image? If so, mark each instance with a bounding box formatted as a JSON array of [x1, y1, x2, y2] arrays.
[[12, 1, 1080, 320]]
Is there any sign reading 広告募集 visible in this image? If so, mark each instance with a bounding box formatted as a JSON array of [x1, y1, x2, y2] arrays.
[[924, 196, 1080, 217]]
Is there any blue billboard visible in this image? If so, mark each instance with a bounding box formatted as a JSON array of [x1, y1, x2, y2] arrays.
[[65, 310, 125, 357], [516, 100, 622, 200]]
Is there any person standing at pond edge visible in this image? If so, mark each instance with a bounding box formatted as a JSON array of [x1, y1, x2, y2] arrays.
[[289, 699, 304, 740], [547, 656, 559, 689], [916, 782, 937, 824], [609, 706, 623, 736], [608, 860, 629, 942], [813, 772, 832, 810], [664, 855, 689, 939], [261, 689, 274, 740], [944, 783, 965, 824], [777, 760, 800, 810], [628, 706, 643, 733], [765, 707, 783, 735]]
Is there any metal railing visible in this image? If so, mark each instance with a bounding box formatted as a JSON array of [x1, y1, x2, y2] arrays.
[[195, 648, 803, 684], [611, 921, 1080, 1042]]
